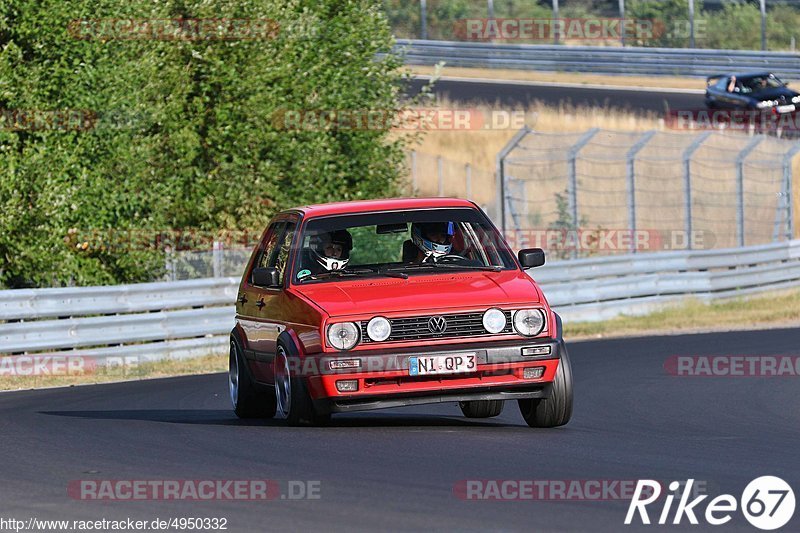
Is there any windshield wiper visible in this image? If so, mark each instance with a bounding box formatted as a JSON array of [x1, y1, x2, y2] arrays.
[[429, 263, 503, 272], [307, 268, 374, 280], [307, 268, 409, 281], [386, 263, 502, 273]]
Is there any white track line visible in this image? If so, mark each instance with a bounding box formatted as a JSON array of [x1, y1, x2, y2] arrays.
[[413, 74, 705, 95]]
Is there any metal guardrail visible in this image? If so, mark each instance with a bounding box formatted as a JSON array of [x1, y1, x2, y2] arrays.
[[396, 39, 800, 78], [0, 277, 239, 365], [1, 240, 799, 362], [538, 240, 800, 321]]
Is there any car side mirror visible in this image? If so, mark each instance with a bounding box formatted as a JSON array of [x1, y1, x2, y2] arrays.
[[518, 248, 545, 268], [252, 266, 281, 287]]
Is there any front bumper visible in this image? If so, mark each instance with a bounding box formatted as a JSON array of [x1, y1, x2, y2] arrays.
[[307, 339, 562, 414]]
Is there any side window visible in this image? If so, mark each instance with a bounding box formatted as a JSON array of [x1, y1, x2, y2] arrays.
[[273, 222, 296, 284], [255, 222, 285, 272]]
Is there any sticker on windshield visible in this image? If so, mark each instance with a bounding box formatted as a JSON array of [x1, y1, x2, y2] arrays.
[[297, 269, 311, 279]]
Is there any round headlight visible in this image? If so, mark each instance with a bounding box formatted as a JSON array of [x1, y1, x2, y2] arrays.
[[482, 308, 507, 334], [327, 322, 360, 350], [366, 316, 391, 342], [513, 309, 545, 337]]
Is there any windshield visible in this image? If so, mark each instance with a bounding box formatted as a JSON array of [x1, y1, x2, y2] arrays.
[[739, 74, 785, 94], [291, 208, 517, 284]]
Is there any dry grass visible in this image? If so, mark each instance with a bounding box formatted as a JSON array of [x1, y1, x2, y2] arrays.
[[410, 65, 709, 90], [0, 353, 226, 392], [565, 288, 800, 340], [403, 97, 800, 242], [402, 98, 662, 217], [405, 97, 662, 173]]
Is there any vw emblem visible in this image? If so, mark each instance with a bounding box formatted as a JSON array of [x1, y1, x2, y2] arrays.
[[428, 316, 447, 334]]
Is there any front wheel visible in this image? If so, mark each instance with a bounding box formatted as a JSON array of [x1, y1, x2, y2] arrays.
[[459, 400, 504, 418], [274, 343, 331, 426], [230, 337, 276, 419], [518, 347, 573, 428]]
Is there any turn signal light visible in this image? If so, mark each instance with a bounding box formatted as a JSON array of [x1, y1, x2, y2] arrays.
[[336, 379, 359, 392], [523, 367, 544, 379]]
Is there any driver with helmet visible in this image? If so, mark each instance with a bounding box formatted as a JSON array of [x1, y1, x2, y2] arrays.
[[298, 229, 353, 279], [406, 221, 455, 263]]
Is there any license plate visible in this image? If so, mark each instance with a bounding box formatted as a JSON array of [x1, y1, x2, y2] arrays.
[[777, 104, 796, 113], [408, 354, 477, 376]]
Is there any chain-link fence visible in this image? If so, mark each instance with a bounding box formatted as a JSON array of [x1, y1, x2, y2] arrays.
[[165, 128, 800, 281], [384, 0, 800, 51], [498, 128, 800, 257]]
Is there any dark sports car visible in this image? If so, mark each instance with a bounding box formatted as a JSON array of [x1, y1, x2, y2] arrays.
[[705, 72, 800, 113]]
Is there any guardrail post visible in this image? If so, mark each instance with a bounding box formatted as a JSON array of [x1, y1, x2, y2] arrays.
[[552, 0, 559, 45], [760, 0, 767, 51], [618, 0, 626, 46], [780, 145, 800, 240], [736, 136, 764, 247], [420, 0, 427, 40], [626, 131, 656, 253], [437, 156, 444, 196], [213, 241, 223, 278], [688, 0, 695, 48], [487, 0, 494, 20], [410, 150, 418, 195], [682, 131, 711, 250], [567, 128, 600, 257], [495, 126, 531, 234], [465, 163, 472, 200]]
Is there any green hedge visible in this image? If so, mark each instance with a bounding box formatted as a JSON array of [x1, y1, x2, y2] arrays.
[[0, 0, 410, 288]]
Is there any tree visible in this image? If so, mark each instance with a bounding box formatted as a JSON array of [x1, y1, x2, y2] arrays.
[[0, 0, 410, 288]]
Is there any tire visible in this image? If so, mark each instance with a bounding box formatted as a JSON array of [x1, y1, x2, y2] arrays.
[[274, 342, 331, 427], [229, 336, 276, 419], [518, 345, 573, 428], [459, 400, 504, 418]]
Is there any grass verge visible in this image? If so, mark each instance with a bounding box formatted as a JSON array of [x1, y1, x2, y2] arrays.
[[565, 288, 800, 340], [410, 65, 707, 90], [0, 353, 227, 392]]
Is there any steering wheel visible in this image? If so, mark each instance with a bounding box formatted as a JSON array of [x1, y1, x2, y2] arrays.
[[434, 254, 470, 263]]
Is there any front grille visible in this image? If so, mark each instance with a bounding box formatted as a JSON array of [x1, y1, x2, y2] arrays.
[[360, 311, 514, 344]]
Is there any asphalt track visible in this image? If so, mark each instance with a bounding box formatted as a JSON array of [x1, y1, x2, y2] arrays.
[[407, 76, 705, 113], [2, 327, 799, 532]]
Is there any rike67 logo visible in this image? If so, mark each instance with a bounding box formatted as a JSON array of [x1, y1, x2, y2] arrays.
[[626, 477, 795, 530]]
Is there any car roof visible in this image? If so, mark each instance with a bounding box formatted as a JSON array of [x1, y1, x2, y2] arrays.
[[287, 197, 477, 218], [730, 72, 774, 79], [707, 72, 774, 81]]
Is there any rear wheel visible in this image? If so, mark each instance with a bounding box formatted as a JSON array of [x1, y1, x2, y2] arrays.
[[518, 347, 573, 428], [459, 400, 504, 418], [274, 343, 331, 427], [230, 337, 276, 419]]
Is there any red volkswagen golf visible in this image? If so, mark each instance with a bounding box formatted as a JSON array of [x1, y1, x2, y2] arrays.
[[229, 198, 573, 427]]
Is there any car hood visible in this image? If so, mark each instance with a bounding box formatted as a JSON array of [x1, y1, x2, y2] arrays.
[[751, 87, 798, 101], [292, 270, 542, 318]]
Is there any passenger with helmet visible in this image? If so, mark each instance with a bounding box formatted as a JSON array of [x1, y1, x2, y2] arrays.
[[402, 221, 456, 263], [298, 229, 353, 279]]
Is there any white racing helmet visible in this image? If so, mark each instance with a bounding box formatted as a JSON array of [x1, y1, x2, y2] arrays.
[[411, 221, 454, 258], [312, 229, 352, 271]]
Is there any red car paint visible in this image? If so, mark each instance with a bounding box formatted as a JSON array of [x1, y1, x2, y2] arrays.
[[233, 197, 564, 415]]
